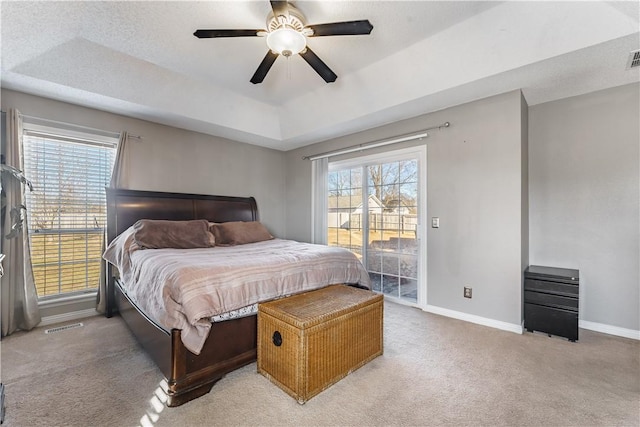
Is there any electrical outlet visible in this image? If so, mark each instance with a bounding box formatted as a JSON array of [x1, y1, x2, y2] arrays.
[[464, 287, 472, 298]]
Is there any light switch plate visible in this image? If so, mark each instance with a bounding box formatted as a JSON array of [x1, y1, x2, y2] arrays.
[[431, 217, 440, 228]]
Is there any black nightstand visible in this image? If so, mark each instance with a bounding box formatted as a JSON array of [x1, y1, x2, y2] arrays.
[[524, 265, 579, 342]]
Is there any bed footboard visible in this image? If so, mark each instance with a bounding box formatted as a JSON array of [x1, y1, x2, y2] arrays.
[[165, 316, 257, 407]]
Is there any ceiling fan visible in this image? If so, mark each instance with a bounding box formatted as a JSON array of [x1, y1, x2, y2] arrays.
[[194, 0, 373, 84]]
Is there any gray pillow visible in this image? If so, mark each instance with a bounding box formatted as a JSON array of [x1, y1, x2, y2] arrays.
[[211, 221, 273, 246], [133, 219, 215, 249]]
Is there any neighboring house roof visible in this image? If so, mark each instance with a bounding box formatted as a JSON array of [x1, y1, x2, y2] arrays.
[[384, 199, 417, 214]]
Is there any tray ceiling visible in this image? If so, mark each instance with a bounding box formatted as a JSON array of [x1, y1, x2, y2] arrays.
[[1, 1, 638, 151]]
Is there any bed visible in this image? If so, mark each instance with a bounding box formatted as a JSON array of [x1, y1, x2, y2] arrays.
[[104, 188, 369, 406]]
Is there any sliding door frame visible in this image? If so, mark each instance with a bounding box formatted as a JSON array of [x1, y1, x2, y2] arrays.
[[328, 145, 427, 308]]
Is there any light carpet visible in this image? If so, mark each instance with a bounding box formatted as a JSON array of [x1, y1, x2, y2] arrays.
[[1, 301, 638, 426]]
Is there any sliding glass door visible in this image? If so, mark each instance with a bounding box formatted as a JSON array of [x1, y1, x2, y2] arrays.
[[327, 147, 425, 304]]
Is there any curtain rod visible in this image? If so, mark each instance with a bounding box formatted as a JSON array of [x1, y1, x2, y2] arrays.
[[17, 113, 142, 140], [302, 122, 450, 161]]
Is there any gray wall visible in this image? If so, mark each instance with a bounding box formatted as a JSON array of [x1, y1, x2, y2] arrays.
[[6, 83, 637, 333], [529, 83, 640, 331], [0, 89, 287, 237], [286, 90, 527, 327]]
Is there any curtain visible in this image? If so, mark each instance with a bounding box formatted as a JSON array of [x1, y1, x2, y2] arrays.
[[311, 157, 328, 245], [96, 131, 129, 314], [1, 109, 41, 336], [109, 131, 129, 189]]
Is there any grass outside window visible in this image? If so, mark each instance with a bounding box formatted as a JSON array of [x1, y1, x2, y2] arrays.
[[30, 231, 104, 297]]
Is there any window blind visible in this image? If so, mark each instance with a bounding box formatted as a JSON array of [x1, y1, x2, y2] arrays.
[[22, 127, 117, 298]]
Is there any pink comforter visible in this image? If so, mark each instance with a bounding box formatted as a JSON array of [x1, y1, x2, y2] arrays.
[[107, 237, 370, 354]]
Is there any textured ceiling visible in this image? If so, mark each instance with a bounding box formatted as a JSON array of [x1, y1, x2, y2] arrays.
[[1, 1, 639, 151]]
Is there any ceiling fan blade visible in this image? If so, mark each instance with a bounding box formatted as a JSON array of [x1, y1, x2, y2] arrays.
[[299, 47, 337, 83], [194, 29, 262, 38], [250, 51, 279, 84], [270, 1, 289, 20], [306, 20, 374, 37]]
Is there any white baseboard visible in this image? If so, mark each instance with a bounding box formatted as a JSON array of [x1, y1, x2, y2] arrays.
[[39, 309, 99, 327], [424, 305, 523, 335], [422, 305, 639, 341], [579, 320, 640, 340]]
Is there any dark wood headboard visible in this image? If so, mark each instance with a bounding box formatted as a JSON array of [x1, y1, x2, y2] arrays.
[[106, 188, 259, 244], [104, 188, 258, 316]]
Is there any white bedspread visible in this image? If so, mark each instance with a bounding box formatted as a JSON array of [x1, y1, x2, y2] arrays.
[[105, 237, 370, 355]]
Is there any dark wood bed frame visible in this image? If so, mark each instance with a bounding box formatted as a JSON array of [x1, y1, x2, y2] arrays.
[[105, 188, 261, 407]]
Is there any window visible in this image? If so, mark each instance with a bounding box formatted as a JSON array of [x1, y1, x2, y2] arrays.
[[327, 147, 426, 305], [22, 122, 117, 299]]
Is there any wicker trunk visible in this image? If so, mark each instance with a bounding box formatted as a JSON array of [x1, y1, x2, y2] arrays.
[[257, 285, 383, 404]]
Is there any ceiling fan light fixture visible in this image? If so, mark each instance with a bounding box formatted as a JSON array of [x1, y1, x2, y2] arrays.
[[266, 27, 306, 57], [194, 1, 373, 84]]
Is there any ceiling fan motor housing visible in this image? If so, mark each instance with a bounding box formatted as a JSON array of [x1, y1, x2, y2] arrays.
[[267, 5, 306, 32]]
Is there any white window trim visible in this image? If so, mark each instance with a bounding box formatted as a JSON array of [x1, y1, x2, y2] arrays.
[[22, 120, 117, 300], [22, 118, 119, 145]]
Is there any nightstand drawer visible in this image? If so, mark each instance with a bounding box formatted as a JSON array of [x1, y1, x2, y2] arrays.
[[524, 279, 578, 297], [524, 290, 578, 311], [524, 303, 578, 341]]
